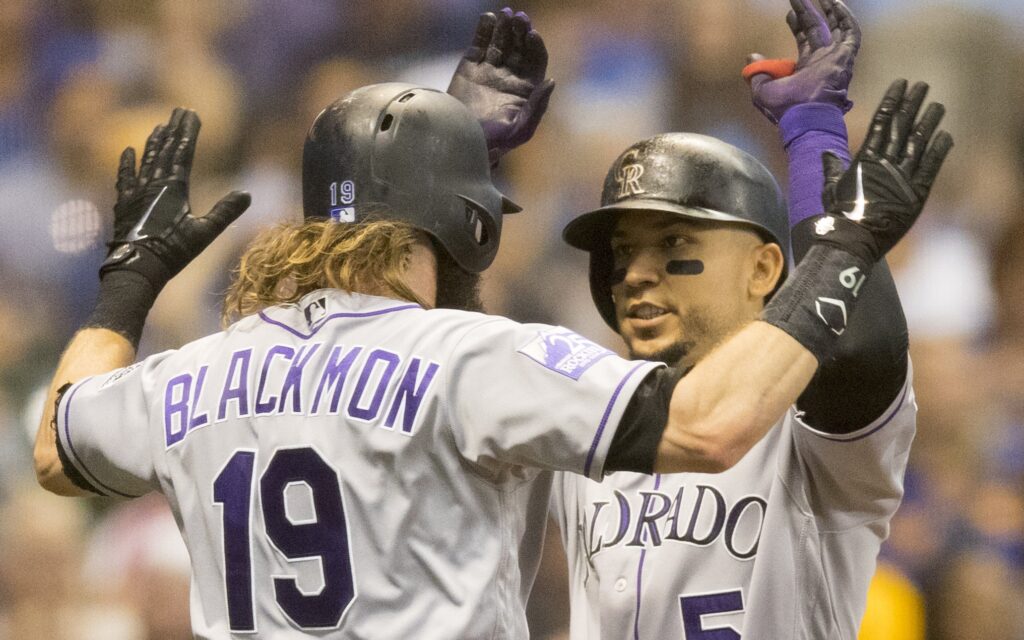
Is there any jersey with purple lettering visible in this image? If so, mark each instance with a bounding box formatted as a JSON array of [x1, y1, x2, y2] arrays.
[[551, 364, 916, 640], [54, 290, 661, 639]]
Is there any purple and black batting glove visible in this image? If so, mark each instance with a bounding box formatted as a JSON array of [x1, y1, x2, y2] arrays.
[[447, 7, 556, 166], [85, 108, 251, 347], [744, 0, 860, 124]]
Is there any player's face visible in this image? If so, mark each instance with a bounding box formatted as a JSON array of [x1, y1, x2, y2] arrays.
[[610, 211, 781, 367]]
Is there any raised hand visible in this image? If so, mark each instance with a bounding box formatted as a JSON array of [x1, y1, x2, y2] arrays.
[[447, 8, 555, 165], [816, 80, 953, 261], [104, 108, 250, 291], [745, 0, 861, 123]]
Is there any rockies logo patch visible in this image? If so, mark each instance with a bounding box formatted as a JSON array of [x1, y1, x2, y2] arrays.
[[517, 328, 613, 380]]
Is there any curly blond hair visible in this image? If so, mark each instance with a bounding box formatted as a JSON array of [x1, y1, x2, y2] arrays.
[[222, 219, 428, 326]]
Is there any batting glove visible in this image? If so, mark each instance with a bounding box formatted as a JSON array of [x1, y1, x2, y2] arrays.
[[447, 7, 556, 165], [814, 79, 954, 263], [86, 108, 250, 347], [744, 0, 860, 123], [103, 107, 250, 291]]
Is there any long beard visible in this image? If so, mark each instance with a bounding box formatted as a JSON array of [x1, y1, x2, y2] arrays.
[[434, 247, 483, 312]]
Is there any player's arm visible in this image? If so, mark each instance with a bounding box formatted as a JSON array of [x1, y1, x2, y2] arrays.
[[35, 330, 136, 495], [34, 108, 250, 496], [447, 8, 555, 165], [643, 82, 952, 474], [745, 0, 913, 432]]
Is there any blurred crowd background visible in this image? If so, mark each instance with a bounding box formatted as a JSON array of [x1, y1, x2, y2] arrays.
[[1, 0, 1022, 638]]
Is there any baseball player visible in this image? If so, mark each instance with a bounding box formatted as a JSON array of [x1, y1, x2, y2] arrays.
[[550, 1, 953, 638], [32, 12, 948, 640]]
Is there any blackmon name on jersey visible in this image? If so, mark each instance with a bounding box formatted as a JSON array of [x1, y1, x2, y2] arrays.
[[162, 342, 440, 448]]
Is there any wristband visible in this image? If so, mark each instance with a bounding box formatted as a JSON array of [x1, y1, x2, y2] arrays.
[[760, 240, 872, 364], [83, 269, 158, 349]]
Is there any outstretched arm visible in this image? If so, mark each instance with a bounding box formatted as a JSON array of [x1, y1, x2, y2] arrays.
[[35, 108, 250, 495], [653, 82, 952, 473], [447, 7, 555, 165], [747, 0, 915, 431]]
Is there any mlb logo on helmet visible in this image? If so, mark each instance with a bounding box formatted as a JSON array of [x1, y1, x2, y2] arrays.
[[330, 207, 356, 222]]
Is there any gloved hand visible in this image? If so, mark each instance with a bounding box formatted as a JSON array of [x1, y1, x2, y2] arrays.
[[87, 107, 250, 347], [103, 107, 251, 292], [744, 0, 860, 123], [447, 7, 555, 165], [814, 79, 954, 262]]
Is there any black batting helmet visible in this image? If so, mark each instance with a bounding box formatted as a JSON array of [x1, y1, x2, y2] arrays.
[[303, 82, 521, 273], [562, 133, 790, 330]]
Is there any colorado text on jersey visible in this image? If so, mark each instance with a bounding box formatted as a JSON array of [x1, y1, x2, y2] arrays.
[[581, 483, 767, 562]]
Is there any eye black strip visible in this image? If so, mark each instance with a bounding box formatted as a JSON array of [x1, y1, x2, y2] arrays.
[[666, 259, 704, 275]]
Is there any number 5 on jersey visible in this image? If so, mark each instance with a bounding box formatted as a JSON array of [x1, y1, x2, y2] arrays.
[[213, 447, 356, 632], [680, 589, 744, 639]]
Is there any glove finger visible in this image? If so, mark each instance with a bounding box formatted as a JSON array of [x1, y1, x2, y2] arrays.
[[172, 110, 202, 180], [510, 78, 555, 144], [861, 79, 907, 157], [910, 130, 953, 199], [505, 12, 531, 75], [467, 12, 496, 62], [195, 191, 251, 245], [137, 124, 167, 187], [485, 7, 514, 66], [785, 10, 811, 59], [152, 127, 179, 180], [116, 146, 137, 200], [166, 106, 186, 133], [791, 0, 831, 49], [820, 151, 844, 208], [899, 102, 945, 175], [818, 0, 840, 32], [822, 150, 846, 183], [153, 107, 187, 179], [831, 0, 862, 53], [522, 29, 549, 80], [883, 81, 928, 161]]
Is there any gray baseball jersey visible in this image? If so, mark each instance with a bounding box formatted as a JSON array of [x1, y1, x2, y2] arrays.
[[551, 364, 916, 640], [54, 289, 662, 639]]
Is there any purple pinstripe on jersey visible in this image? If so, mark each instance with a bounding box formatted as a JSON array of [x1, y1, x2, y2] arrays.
[[62, 380, 137, 498], [583, 362, 653, 477], [634, 473, 662, 640], [258, 305, 420, 340]]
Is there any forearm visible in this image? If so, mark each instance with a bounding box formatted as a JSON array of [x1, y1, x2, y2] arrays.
[[34, 328, 135, 495], [780, 103, 851, 226], [791, 220, 908, 431], [655, 321, 817, 473]]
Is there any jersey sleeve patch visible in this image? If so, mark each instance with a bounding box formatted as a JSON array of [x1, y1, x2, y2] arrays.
[[99, 362, 144, 389], [516, 327, 613, 380]]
